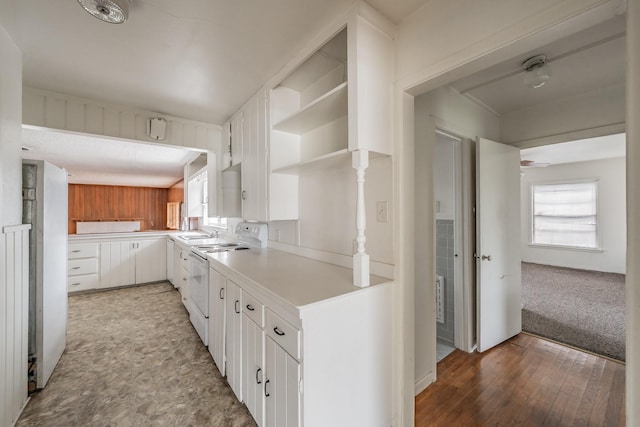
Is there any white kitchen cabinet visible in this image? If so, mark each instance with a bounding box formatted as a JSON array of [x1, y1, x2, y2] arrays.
[[100, 237, 167, 289], [67, 242, 100, 292], [241, 91, 269, 222], [242, 292, 266, 427], [207, 248, 393, 427], [225, 279, 243, 400], [100, 241, 135, 288], [175, 243, 191, 310], [208, 266, 226, 376], [265, 336, 300, 427], [231, 111, 243, 166], [135, 239, 167, 284], [166, 239, 175, 285]]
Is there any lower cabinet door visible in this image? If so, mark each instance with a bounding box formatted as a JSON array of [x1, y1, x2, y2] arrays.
[[225, 280, 243, 400], [265, 336, 300, 427], [243, 315, 264, 426], [208, 268, 226, 376]]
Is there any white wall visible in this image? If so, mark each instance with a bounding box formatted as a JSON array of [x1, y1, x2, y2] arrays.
[[434, 135, 455, 220], [413, 86, 499, 393], [520, 157, 626, 273], [22, 87, 222, 152], [0, 23, 29, 427], [298, 156, 394, 265]]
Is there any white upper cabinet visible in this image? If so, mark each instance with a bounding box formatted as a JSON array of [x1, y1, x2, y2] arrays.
[[231, 111, 243, 166], [241, 91, 269, 222]]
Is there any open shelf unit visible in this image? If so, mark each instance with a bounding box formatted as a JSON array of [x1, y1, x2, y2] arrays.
[[269, 28, 348, 220]]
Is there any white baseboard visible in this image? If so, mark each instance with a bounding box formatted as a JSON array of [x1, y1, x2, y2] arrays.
[[414, 371, 435, 396]]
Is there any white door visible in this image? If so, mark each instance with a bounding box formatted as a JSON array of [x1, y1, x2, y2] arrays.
[[243, 315, 265, 426], [208, 268, 226, 376], [226, 280, 243, 400], [265, 337, 300, 427], [476, 137, 522, 352]]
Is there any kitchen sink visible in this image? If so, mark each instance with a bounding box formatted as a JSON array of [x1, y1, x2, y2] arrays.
[[178, 234, 209, 240]]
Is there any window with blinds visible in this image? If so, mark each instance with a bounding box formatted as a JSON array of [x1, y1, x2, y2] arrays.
[[531, 180, 599, 249]]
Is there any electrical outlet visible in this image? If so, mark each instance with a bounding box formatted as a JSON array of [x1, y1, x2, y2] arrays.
[[377, 201, 388, 223]]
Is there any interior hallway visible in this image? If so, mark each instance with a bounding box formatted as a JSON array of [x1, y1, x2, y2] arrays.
[[416, 334, 625, 426], [17, 282, 256, 426]]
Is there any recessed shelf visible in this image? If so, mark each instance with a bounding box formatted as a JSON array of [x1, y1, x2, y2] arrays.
[[272, 149, 349, 175], [272, 149, 388, 176], [273, 82, 348, 134]]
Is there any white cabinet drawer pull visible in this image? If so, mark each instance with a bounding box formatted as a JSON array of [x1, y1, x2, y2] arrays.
[[72, 266, 81, 270], [256, 368, 262, 384], [219, 288, 225, 299], [235, 300, 240, 314], [71, 250, 81, 253], [273, 327, 285, 336], [246, 304, 255, 311], [264, 379, 270, 397], [71, 282, 81, 286]]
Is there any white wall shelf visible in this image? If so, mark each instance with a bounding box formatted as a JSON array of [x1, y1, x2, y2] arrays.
[[273, 149, 349, 175], [273, 149, 388, 176], [272, 82, 347, 134]]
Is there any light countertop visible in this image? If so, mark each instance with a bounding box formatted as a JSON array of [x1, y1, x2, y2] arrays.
[[208, 248, 390, 309]]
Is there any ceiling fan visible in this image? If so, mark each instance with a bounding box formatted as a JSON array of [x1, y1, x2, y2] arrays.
[[520, 159, 551, 168]]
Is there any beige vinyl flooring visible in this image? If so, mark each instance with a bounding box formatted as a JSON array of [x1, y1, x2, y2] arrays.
[[17, 282, 256, 427]]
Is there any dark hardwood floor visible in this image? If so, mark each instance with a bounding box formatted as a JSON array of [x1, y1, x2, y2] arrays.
[[415, 333, 625, 426]]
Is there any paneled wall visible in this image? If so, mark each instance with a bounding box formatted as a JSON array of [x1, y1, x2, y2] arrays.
[[1, 225, 30, 427], [68, 184, 169, 234], [168, 180, 184, 203], [22, 87, 221, 151]]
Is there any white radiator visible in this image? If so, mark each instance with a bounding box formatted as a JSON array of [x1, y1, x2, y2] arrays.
[[435, 275, 445, 324], [1, 224, 31, 427]]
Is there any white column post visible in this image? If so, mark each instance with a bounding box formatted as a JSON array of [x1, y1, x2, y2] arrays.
[[353, 149, 370, 287]]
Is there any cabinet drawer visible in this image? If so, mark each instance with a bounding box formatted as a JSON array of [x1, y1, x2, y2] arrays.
[[68, 243, 99, 259], [266, 309, 300, 360], [67, 274, 98, 292], [178, 248, 191, 272], [242, 291, 264, 327], [68, 258, 98, 276]]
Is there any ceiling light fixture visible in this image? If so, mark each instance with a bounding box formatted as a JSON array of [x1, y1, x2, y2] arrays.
[[77, 0, 129, 24], [522, 54, 551, 89]]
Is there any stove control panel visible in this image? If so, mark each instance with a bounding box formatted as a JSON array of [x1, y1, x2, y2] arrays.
[[235, 222, 268, 248]]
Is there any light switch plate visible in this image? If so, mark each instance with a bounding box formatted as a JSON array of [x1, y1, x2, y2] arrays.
[[376, 201, 388, 223]]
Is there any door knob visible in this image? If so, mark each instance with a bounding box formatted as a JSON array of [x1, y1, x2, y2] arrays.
[[481, 254, 492, 261]]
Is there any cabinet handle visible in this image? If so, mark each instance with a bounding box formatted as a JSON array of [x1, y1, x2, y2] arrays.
[[264, 379, 270, 397], [235, 300, 240, 314], [72, 266, 81, 270], [183, 278, 187, 281], [220, 288, 225, 299], [71, 282, 81, 286], [241, 190, 247, 200], [246, 304, 255, 311], [256, 368, 262, 384], [71, 250, 81, 253], [273, 327, 285, 336]]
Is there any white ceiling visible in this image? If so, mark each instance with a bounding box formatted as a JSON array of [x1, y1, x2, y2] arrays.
[[450, 15, 626, 115], [1, 0, 427, 126], [1, 0, 428, 188], [21, 127, 199, 187], [448, 15, 626, 166], [520, 133, 626, 166]]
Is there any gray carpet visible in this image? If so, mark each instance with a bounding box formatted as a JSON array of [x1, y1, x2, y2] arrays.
[[521, 262, 625, 361]]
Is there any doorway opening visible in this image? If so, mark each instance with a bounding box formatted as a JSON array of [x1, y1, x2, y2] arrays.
[[434, 131, 463, 362]]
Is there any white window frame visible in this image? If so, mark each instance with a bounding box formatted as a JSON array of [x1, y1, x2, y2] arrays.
[[529, 178, 602, 252]]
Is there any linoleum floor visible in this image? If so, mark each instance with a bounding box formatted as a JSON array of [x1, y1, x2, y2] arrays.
[[17, 282, 256, 427]]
